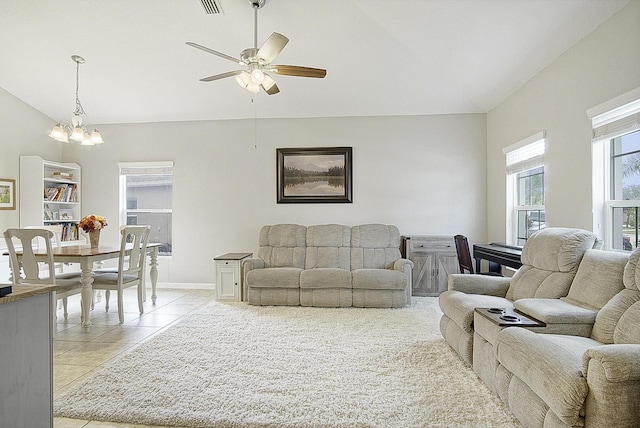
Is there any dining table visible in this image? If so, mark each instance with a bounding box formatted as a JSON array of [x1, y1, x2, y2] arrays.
[[5, 243, 160, 332]]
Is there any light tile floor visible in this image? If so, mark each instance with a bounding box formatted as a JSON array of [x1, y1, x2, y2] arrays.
[[53, 287, 216, 428]]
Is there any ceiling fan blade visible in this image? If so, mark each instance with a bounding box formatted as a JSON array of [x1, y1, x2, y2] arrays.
[[186, 42, 241, 64], [199, 70, 243, 82], [257, 32, 289, 63], [271, 65, 327, 78], [261, 74, 279, 95]]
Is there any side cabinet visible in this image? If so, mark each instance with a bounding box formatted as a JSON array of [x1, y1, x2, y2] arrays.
[[401, 235, 459, 296], [214, 253, 252, 301]]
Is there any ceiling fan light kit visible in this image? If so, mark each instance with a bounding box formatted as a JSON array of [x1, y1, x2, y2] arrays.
[[48, 55, 105, 145], [187, 0, 326, 95]]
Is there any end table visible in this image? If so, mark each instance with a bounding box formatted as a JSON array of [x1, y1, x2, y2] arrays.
[[214, 252, 252, 301]]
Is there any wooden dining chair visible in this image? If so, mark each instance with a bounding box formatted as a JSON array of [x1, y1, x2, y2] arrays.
[[24, 224, 86, 318], [454, 234, 503, 276], [4, 228, 84, 319], [90, 225, 151, 323]]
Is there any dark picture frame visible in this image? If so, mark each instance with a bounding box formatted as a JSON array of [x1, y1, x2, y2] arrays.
[[0, 178, 16, 210], [277, 147, 353, 204]]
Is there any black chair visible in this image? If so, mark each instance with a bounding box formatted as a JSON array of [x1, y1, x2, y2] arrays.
[[454, 234, 503, 276]]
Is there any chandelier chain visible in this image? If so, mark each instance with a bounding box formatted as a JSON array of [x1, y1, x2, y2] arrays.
[[48, 54, 104, 145], [73, 58, 86, 117]]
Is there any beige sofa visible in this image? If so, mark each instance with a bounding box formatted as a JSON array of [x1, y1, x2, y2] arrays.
[[243, 224, 413, 308], [493, 247, 640, 427], [440, 227, 640, 427]]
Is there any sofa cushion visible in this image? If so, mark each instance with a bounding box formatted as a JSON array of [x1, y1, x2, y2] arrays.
[[623, 244, 640, 291], [351, 224, 402, 270], [562, 249, 627, 310], [508, 267, 575, 300], [519, 227, 597, 273], [591, 289, 640, 344], [506, 228, 597, 301], [257, 224, 306, 268], [614, 301, 640, 344], [300, 268, 351, 289], [514, 298, 597, 324], [306, 224, 350, 248], [352, 268, 406, 290], [591, 245, 640, 344], [495, 328, 600, 427], [246, 267, 302, 289], [305, 224, 350, 270], [306, 247, 350, 270]]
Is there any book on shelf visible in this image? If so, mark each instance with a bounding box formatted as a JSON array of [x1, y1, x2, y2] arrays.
[[52, 171, 74, 180], [44, 183, 77, 202], [43, 204, 54, 220], [59, 222, 79, 241]]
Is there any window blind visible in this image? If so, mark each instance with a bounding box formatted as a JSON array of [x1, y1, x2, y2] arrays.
[[118, 161, 174, 175], [588, 87, 640, 142], [503, 132, 545, 175]]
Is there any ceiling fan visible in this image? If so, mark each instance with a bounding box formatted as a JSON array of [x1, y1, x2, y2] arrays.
[[187, 0, 327, 95]]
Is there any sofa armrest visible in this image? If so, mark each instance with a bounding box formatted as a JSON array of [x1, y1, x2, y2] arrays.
[[581, 344, 640, 427], [242, 258, 264, 301], [582, 344, 640, 382], [394, 258, 414, 305], [242, 258, 265, 271], [393, 258, 413, 273], [447, 273, 511, 297]]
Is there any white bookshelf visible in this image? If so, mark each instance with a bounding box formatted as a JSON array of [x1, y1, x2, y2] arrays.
[[20, 156, 83, 245]]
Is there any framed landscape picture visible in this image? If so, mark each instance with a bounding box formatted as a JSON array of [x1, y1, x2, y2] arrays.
[[0, 178, 15, 210], [277, 147, 353, 203]]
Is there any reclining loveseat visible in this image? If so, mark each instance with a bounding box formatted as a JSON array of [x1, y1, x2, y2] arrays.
[[439, 227, 599, 365]]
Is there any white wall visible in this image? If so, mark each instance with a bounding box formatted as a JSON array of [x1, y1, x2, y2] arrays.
[[0, 87, 61, 233], [63, 114, 487, 284], [486, 1, 640, 242], [0, 87, 62, 279]]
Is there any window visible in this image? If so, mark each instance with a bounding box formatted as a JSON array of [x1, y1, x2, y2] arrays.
[[504, 132, 546, 246], [119, 162, 173, 255], [590, 87, 640, 252], [604, 130, 640, 251]]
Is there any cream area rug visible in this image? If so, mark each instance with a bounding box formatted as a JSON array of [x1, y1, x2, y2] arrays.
[[54, 297, 520, 427]]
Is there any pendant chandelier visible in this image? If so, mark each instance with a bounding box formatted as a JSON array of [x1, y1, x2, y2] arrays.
[[49, 55, 105, 145]]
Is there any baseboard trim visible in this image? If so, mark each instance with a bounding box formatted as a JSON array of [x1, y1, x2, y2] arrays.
[[153, 282, 214, 290]]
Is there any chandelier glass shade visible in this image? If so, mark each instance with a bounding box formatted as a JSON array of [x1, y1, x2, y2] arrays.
[[49, 55, 104, 145]]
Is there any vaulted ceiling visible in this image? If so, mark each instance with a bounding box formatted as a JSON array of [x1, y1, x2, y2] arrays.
[[0, 0, 629, 124]]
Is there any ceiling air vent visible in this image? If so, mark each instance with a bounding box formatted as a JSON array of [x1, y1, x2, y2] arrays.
[[200, 0, 224, 14]]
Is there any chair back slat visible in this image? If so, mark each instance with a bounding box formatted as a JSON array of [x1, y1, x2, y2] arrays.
[[118, 226, 151, 281], [3, 228, 56, 284], [25, 224, 65, 273]]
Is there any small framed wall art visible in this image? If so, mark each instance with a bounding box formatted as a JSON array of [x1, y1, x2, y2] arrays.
[[0, 178, 16, 210], [277, 147, 353, 204], [59, 209, 74, 220]]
